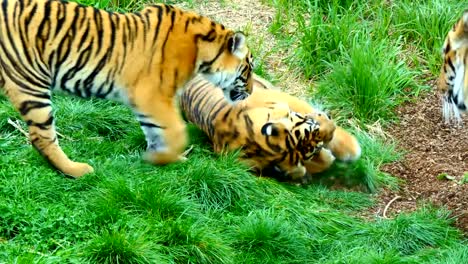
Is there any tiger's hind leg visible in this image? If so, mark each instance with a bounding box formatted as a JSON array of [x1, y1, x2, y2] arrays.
[[134, 98, 188, 165], [4, 81, 93, 178], [326, 127, 361, 162]]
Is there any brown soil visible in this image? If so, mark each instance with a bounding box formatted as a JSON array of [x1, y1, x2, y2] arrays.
[[378, 90, 468, 233]]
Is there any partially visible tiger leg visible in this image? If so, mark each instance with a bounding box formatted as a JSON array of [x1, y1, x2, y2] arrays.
[[134, 97, 188, 165], [304, 148, 335, 175], [5, 82, 93, 178], [326, 127, 361, 162]]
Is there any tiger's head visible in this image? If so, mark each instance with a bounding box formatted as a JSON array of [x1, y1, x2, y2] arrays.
[[259, 110, 336, 181], [438, 10, 468, 123], [197, 31, 254, 102], [303, 111, 336, 144]]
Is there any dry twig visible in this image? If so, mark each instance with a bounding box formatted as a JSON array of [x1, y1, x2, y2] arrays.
[[55, 131, 73, 141], [7, 118, 29, 139], [182, 145, 194, 157], [7, 118, 72, 141], [383, 195, 401, 219], [204, 10, 233, 17]]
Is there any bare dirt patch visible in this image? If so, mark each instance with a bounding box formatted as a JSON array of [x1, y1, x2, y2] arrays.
[[378, 90, 468, 233], [182, 0, 310, 96]]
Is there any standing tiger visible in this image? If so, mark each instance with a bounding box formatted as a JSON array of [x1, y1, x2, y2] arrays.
[[0, 0, 254, 177], [438, 10, 468, 124], [180, 74, 361, 182]]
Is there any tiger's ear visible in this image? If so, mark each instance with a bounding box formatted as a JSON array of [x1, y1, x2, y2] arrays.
[[228, 32, 247, 59]]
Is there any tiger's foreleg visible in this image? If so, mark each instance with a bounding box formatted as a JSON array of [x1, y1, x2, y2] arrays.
[[304, 148, 336, 175], [4, 81, 94, 178], [134, 97, 188, 165]]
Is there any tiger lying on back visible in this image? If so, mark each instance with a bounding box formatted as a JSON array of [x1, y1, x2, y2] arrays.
[[181, 75, 361, 181], [438, 10, 468, 124], [0, 0, 254, 177]]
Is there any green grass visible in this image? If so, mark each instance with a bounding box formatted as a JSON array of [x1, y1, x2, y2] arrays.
[[293, 3, 368, 79], [1, 0, 468, 263], [391, 0, 466, 75], [261, 0, 468, 261], [312, 128, 402, 192], [1, 97, 466, 263], [266, 0, 464, 123], [315, 38, 416, 123]]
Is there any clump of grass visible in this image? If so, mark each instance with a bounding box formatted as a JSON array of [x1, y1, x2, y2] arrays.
[[231, 209, 310, 263], [158, 219, 234, 264], [315, 39, 416, 123], [0, 200, 97, 253], [294, 6, 368, 78], [54, 97, 137, 141], [308, 0, 363, 11], [391, 0, 466, 75], [173, 152, 269, 212], [248, 36, 276, 80], [423, 243, 468, 264], [345, 206, 461, 255], [267, 0, 385, 79], [310, 206, 463, 262], [288, 184, 374, 211], [326, 249, 419, 264], [266, 0, 296, 35], [83, 228, 164, 264], [0, 251, 47, 264], [267, 0, 364, 28], [135, 185, 197, 220], [273, 202, 360, 246], [91, 177, 201, 225], [334, 128, 401, 192]]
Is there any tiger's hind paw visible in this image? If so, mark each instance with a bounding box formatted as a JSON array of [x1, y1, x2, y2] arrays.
[[144, 145, 194, 165]]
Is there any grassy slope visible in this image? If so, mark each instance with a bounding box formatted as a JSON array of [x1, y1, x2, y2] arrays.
[[0, 0, 467, 263]]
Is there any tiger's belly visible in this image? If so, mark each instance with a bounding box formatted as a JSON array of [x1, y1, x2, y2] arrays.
[[52, 68, 129, 104]]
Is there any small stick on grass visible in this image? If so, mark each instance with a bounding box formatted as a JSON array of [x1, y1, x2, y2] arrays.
[[8, 118, 73, 141], [7, 118, 29, 139], [383, 195, 401, 219], [55, 131, 73, 141], [182, 145, 194, 157], [204, 10, 233, 17]]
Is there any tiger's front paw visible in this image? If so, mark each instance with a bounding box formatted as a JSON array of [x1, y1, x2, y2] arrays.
[[144, 151, 186, 165], [286, 166, 307, 181], [144, 145, 194, 165], [62, 162, 94, 178]]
